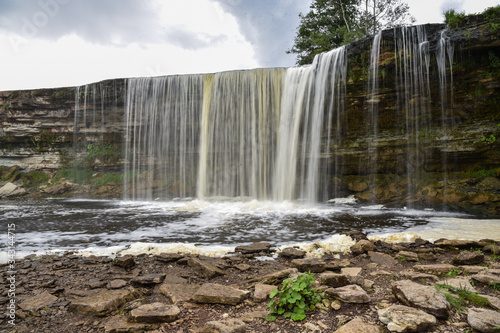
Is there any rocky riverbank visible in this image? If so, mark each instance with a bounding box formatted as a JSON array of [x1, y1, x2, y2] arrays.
[[1, 235, 500, 333]]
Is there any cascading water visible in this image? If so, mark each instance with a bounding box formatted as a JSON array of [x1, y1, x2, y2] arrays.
[[394, 26, 432, 206], [124, 75, 203, 201], [273, 47, 347, 202]]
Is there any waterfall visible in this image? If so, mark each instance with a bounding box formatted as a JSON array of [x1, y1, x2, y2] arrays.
[[394, 26, 431, 206], [197, 69, 285, 200], [124, 75, 203, 200], [273, 47, 347, 202]]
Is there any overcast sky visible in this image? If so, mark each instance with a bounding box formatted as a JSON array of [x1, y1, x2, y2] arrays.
[[0, 0, 497, 91]]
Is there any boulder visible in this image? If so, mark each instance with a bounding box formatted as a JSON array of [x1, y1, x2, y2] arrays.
[[129, 303, 180, 323], [326, 284, 370, 303], [43, 182, 72, 195], [204, 319, 246, 333], [194, 283, 249, 305], [291, 258, 326, 273], [319, 272, 350, 288], [468, 308, 500, 333], [392, 280, 450, 318], [350, 240, 374, 255], [378, 305, 437, 332], [69, 289, 135, 316], [278, 247, 306, 259], [159, 283, 201, 304], [334, 317, 383, 333], [452, 251, 485, 265], [188, 258, 225, 278]]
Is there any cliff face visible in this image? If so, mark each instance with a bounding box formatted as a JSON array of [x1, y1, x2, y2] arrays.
[[0, 20, 499, 216]]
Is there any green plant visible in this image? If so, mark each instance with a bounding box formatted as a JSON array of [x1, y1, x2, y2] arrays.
[[444, 9, 467, 29], [445, 268, 462, 278], [266, 272, 322, 322], [481, 134, 497, 144], [436, 284, 490, 310]]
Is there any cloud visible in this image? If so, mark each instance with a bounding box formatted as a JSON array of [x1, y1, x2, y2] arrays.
[[164, 26, 228, 50], [210, 0, 311, 67], [439, 0, 465, 13], [0, 0, 163, 45]]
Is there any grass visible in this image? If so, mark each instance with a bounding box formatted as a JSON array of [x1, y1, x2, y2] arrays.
[[436, 284, 490, 311]]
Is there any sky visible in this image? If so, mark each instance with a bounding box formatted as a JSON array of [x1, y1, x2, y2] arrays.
[[0, 0, 498, 91]]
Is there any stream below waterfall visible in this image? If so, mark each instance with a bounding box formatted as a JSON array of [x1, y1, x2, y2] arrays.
[[1, 198, 499, 262]]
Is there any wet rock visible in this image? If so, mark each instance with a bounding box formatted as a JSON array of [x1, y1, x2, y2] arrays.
[[343, 231, 368, 241], [468, 308, 500, 333], [104, 315, 156, 333], [129, 302, 180, 323], [291, 258, 326, 273], [253, 284, 277, 303], [278, 247, 306, 259], [235, 242, 271, 254], [396, 251, 419, 262], [378, 304, 437, 332], [476, 177, 500, 191], [155, 253, 184, 263], [452, 251, 485, 265], [194, 283, 249, 305], [130, 273, 166, 285], [203, 318, 246, 333], [113, 256, 136, 269], [159, 283, 201, 304], [350, 240, 374, 255], [348, 181, 368, 192], [326, 284, 371, 303], [69, 289, 135, 316], [413, 264, 455, 275], [19, 291, 58, 312], [334, 317, 383, 333], [392, 280, 450, 318]]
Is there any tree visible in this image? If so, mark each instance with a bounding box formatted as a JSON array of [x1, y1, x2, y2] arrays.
[[287, 0, 415, 65]]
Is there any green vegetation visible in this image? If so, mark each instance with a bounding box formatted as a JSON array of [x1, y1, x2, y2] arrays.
[[266, 272, 322, 322], [436, 284, 489, 311], [444, 9, 467, 29], [287, 0, 415, 65]]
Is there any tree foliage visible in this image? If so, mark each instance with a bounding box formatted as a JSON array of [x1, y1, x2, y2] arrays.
[[288, 0, 415, 65]]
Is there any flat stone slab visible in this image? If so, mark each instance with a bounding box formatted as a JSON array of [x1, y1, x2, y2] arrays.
[[69, 289, 135, 316], [472, 272, 500, 286], [319, 272, 350, 288], [468, 308, 500, 333], [278, 247, 306, 259], [437, 277, 477, 292], [130, 273, 166, 285], [392, 280, 450, 318], [378, 304, 437, 332], [399, 270, 438, 281], [452, 251, 485, 265], [0, 182, 17, 197], [19, 291, 58, 312], [159, 283, 201, 304], [413, 264, 455, 275], [251, 268, 298, 285], [291, 258, 326, 273], [104, 315, 157, 333], [204, 319, 246, 333], [188, 258, 225, 278], [396, 251, 419, 262], [326, 284, 370, 303], [129, 302, 180, 323], [434, 239, 480, 249], [193, 283, 249, 305], [235, 242, 271, 254], [253, 283, 277, 303], [368, 251, 398, 268], [334, 317, 383, 333]]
